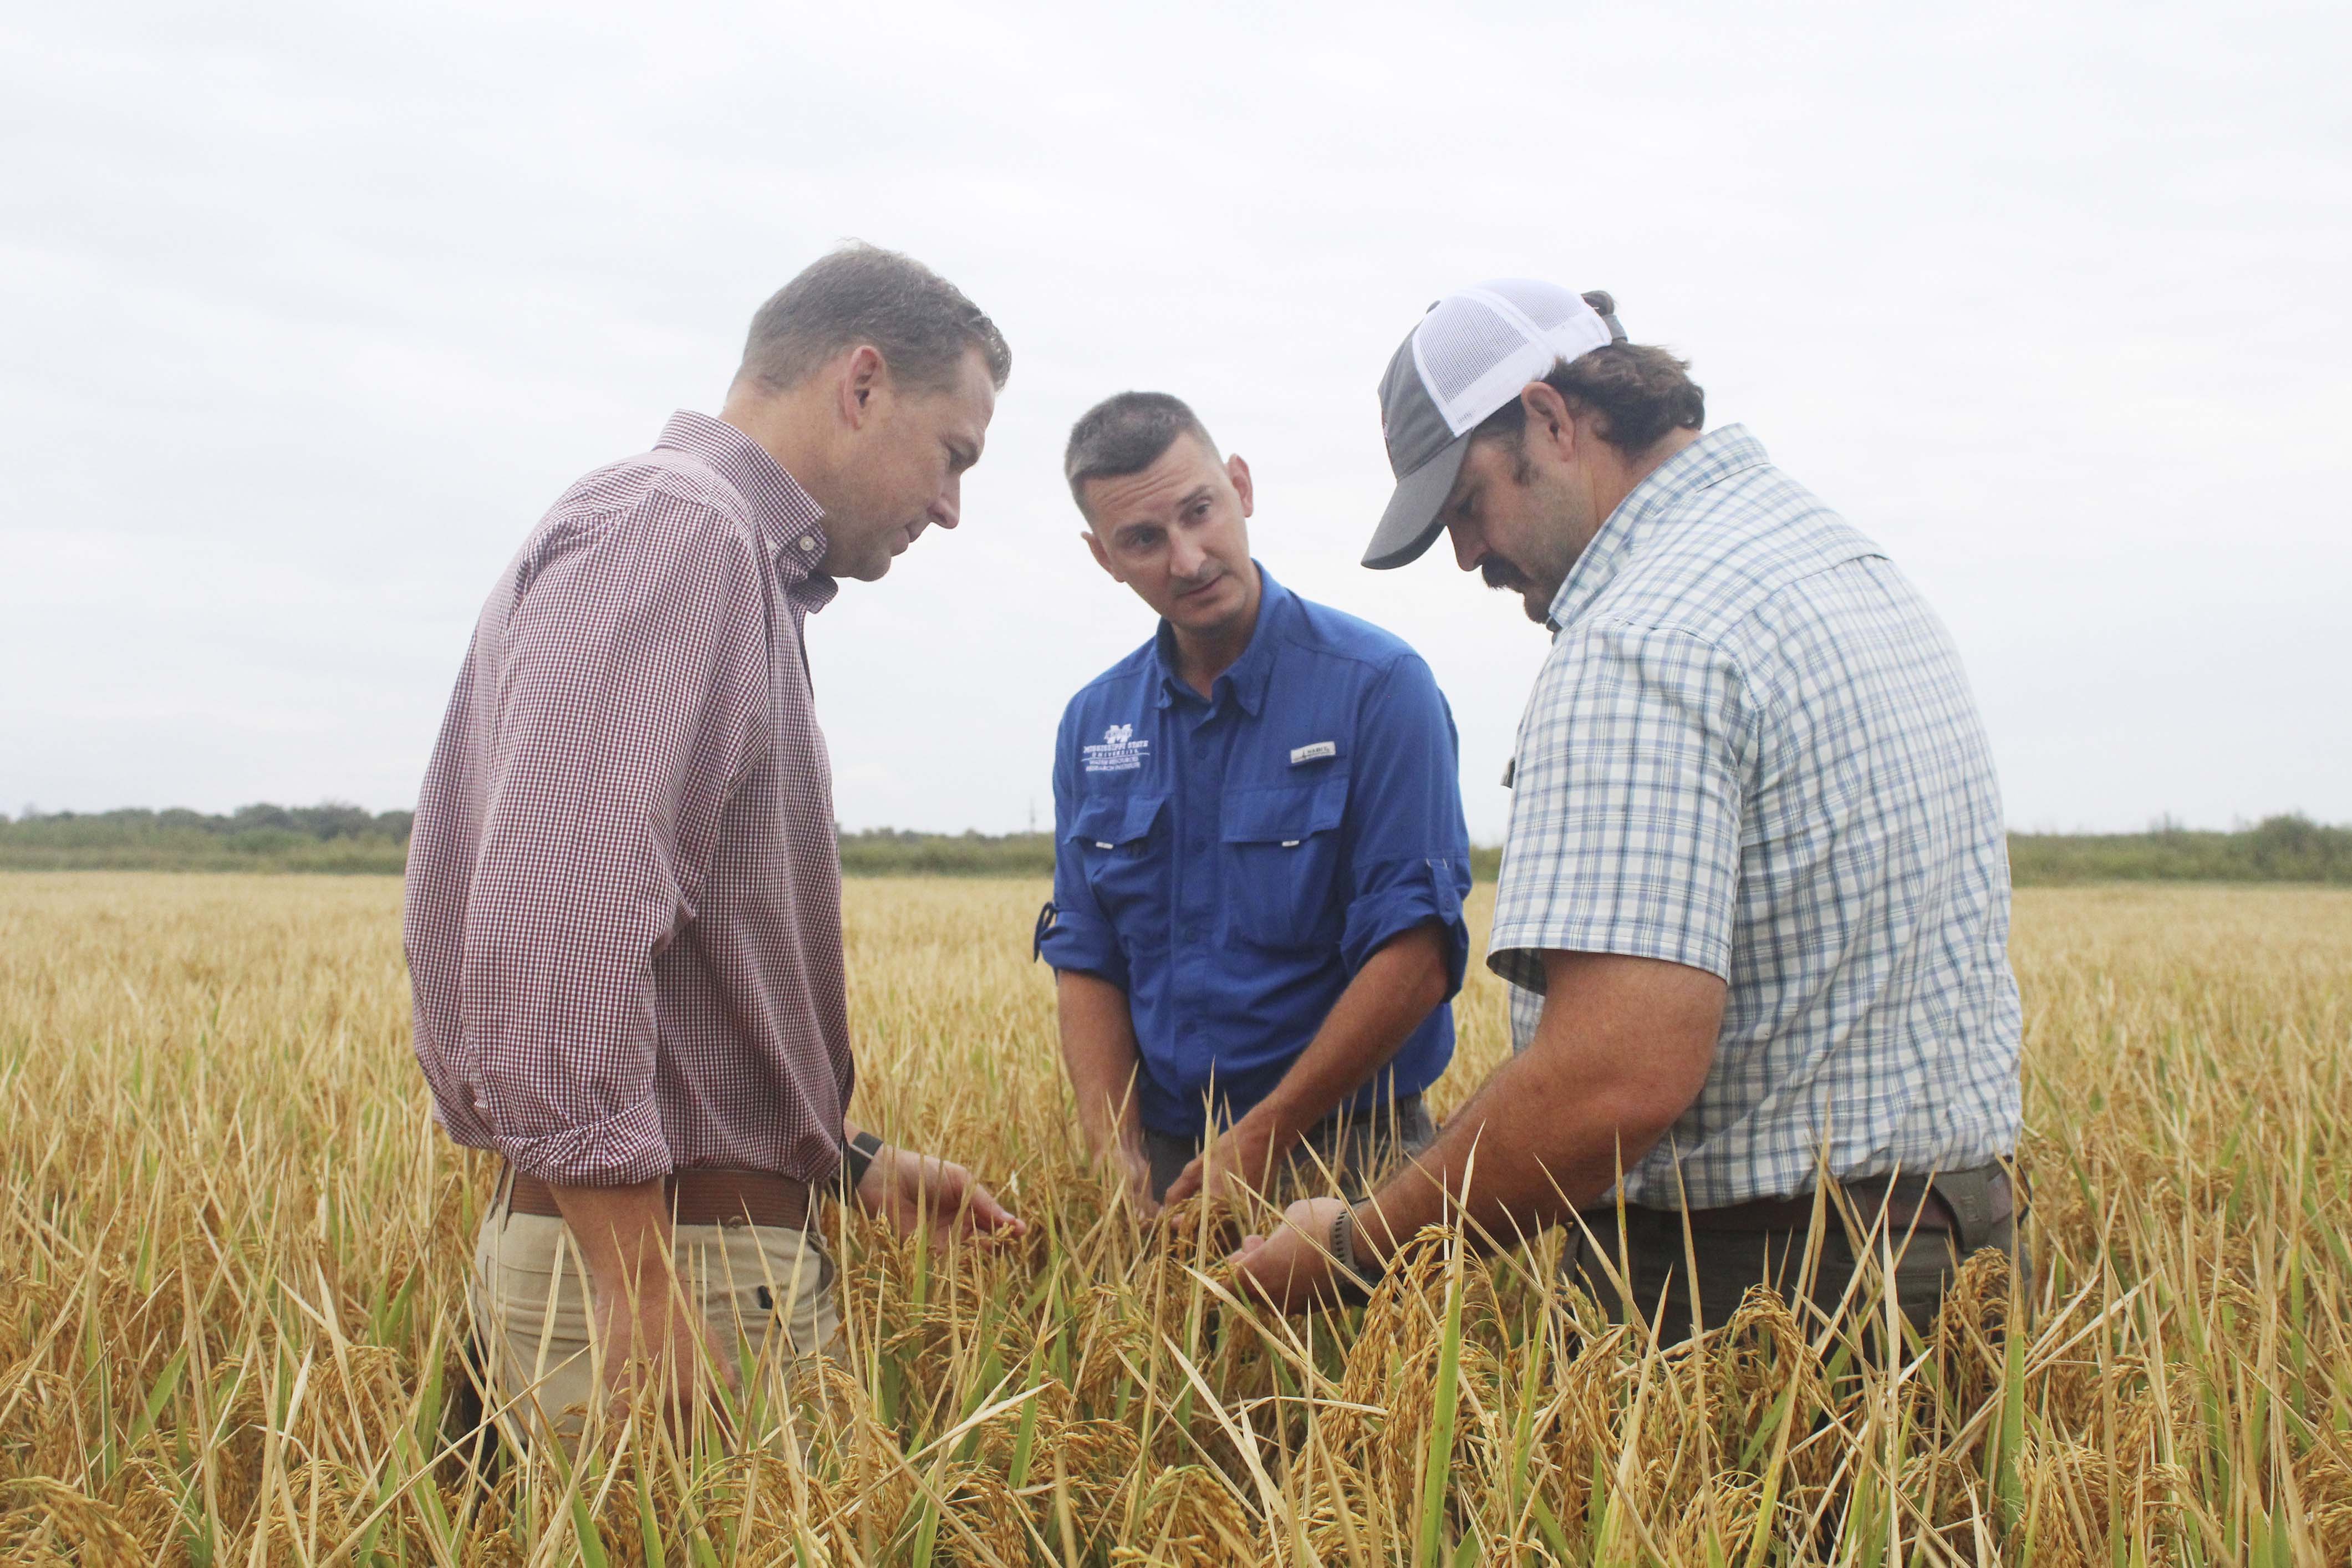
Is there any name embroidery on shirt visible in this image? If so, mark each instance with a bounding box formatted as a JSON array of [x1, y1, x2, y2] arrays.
[[1083, 723, 1150, 773], [1290, 741, 1336, 765]]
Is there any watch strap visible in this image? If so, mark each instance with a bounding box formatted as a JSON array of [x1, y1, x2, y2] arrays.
[[1331, 1203, 1381, 1300], [842, 1129, 886, 1198]]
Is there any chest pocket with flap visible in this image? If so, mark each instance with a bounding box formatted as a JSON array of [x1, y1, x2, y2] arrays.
[[1068, 792, 1169, 949], [1220, 776, 1348, 948]]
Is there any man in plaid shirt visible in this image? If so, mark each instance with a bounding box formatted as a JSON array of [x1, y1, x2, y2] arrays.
[[1238, 280, 2025, 1338], [406, 244, 1024, 1442]]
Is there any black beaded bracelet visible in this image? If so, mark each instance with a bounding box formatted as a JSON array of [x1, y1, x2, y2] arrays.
[[842, 1129, 887, 1198]]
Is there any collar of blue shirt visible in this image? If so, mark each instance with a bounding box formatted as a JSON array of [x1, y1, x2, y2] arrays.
[[1150, 560, 1293, 716], [1542, 424, 1769, 633]]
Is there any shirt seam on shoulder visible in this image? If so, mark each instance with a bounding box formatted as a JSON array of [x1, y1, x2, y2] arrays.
[[543, 482, 760, 563], [1547, 615, 1767, 768], [1274, 622, 1410, 676], [643, 469, 766, 547], [1719, 554, 1896, 733], [1565, 614, 1752, 693]]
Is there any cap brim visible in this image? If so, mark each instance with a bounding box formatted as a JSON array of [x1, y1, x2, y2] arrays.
[[1361, 432, 1469, 569]]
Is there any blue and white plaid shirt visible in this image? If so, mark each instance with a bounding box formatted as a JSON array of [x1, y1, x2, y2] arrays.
[[1492, 425, 2022, 1209]]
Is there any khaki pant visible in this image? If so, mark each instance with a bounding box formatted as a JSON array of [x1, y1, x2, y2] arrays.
[[468, 1194, 844, 1448]]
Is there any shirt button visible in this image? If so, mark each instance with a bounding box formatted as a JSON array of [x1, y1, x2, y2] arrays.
[[798, 535, 818, 553]]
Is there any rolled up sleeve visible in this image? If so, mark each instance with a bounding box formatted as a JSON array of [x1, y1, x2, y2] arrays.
[[1337, 655, 1473, 992], [459, 501, 769, 1184], [1038, 706, 1129, 987]]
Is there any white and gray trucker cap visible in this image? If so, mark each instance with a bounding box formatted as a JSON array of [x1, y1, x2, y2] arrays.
[[1363, 279, 1627, 569]]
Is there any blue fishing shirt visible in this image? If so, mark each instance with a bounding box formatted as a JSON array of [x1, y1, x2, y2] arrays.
[[1038, 564, 1472, 1139]]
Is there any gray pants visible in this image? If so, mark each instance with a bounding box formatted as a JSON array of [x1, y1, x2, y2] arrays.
[[1561, 1164, 2028, 1344], [1141, 1096, 1434, 1204]]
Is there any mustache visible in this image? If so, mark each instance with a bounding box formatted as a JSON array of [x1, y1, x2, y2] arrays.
[[1481, 557, 1528, 592]]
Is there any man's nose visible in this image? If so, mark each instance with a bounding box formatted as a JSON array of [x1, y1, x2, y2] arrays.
[[1447, 520, 1484, 573], [930, 477, 961, 530], [1169, 531, 1209, 578]]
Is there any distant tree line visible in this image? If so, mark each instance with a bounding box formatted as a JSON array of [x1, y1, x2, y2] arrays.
[[2002, 814, 2352, 886], [3, 805, 2348, 884], [836, 827, 1058, 877], [0, 803, 416, 872]]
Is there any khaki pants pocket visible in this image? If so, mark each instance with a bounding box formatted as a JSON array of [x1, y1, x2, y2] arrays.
[[466, 1205, 846, 1449]]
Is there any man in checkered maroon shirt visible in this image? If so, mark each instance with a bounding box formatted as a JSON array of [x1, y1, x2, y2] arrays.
[[405, 243, 1026, 1442]]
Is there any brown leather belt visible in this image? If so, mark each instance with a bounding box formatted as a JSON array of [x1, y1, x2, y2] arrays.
[[1659, 1164, 2015, 1237], [503, 1166, 814, 1230]]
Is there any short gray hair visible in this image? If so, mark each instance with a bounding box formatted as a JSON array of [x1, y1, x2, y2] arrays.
[[1063, 391, 1217, 513], [737, 242, 1011, 396]]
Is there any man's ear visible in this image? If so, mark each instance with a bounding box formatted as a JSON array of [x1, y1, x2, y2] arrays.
[[838, 345, 887, 429], [1081, 527, 1124, 583], [1226, 453, 1254, 518], [1521, 382, 1577, 461]]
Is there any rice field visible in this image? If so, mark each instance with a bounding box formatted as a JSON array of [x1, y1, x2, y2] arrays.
[[2, 873, 2348, 1564]]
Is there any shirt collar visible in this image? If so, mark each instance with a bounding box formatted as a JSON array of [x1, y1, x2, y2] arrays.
[[654, 410, 837, 611], [1543, 423, 1770, 633], [1152, 560, 1289, 716]]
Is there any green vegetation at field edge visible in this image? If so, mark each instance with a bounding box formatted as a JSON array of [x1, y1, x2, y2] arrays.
[[7, 803, 2349, 883], [0, 802, 414, 873], [2004, 812, 2352, 884]]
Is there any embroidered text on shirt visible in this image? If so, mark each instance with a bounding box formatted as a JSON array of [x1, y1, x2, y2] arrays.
[[1084, 723, 1150, 773]]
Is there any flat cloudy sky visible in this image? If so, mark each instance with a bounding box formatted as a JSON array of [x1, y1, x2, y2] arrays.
[[5, 2, 2345, 841]]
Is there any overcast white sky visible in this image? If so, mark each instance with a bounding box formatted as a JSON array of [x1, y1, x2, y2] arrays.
[[4, 2, 2345, 841]]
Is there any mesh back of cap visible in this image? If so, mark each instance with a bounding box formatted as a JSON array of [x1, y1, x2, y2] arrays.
[[1410, 279, 1616, 436], [1416, 297, 1533, 413]]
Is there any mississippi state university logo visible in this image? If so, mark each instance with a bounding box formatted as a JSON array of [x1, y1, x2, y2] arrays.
[[1082, 722, 1149, 773]]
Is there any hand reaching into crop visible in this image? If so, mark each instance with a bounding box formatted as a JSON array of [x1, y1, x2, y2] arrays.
[[1163, 1107, 1296, 1209], [856, 1143, 1029, 1249], [1230, 1194, 1356, 1314], [1111, 1142, 1162, 1219]]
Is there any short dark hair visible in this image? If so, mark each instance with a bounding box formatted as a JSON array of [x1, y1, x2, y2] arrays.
[[1063, 391, 1218, 513], [737, 241, 1011, 396], [1473, 343, 1703, 458]]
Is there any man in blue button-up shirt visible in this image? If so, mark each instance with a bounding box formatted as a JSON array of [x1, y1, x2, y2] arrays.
[[1038, 391, 1473, 1213]]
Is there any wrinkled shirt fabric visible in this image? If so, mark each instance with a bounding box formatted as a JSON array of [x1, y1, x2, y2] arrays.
[[1040, 565, 1472, 1139], [405, 410, 853, 1188], [1491, 425, 2023, 1209]]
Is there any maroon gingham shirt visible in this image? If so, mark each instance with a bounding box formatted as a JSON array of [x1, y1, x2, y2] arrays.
[[404, 410, 853, 1187]]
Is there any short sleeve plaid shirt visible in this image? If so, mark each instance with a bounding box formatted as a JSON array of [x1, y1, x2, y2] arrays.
[[1491, 425, 2022, 1209]]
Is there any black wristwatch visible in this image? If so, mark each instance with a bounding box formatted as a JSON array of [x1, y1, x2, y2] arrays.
[[841, 1129, 887, 1199], [1331, 1203, 1383, 1300]]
